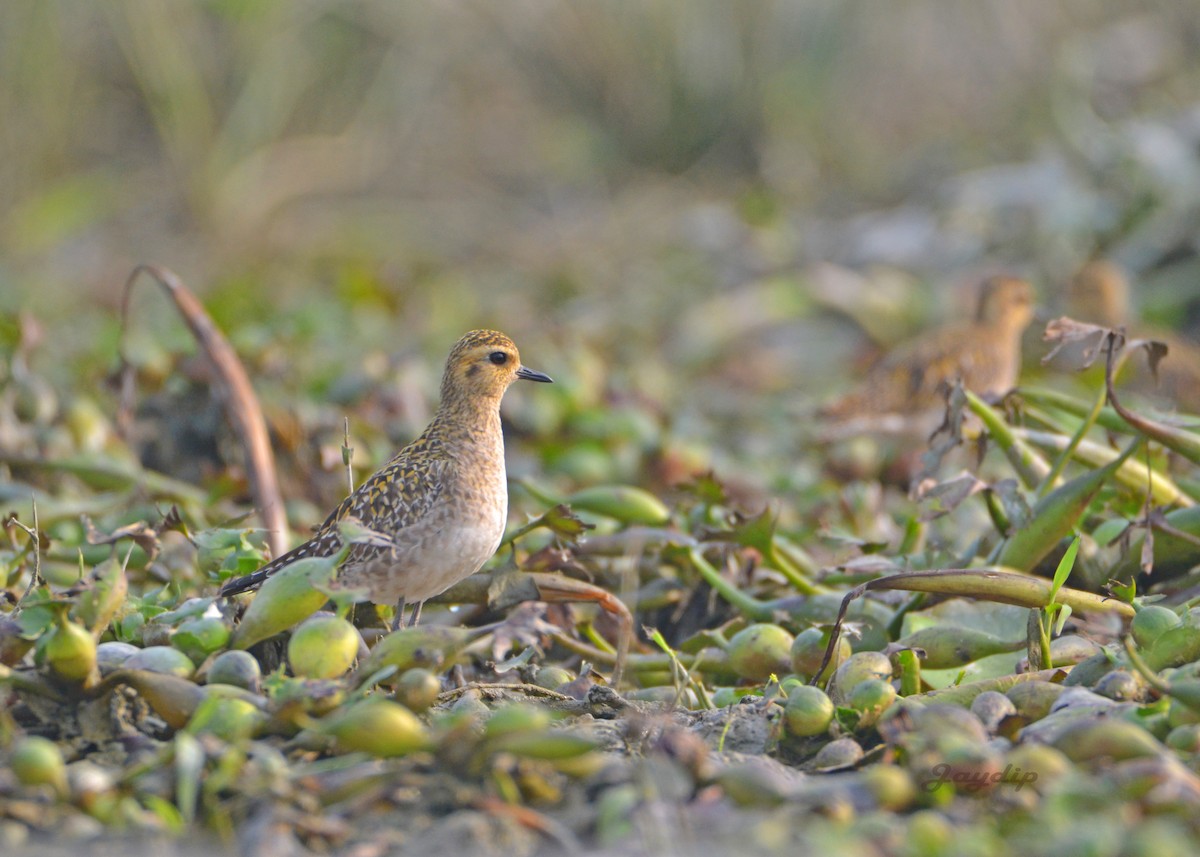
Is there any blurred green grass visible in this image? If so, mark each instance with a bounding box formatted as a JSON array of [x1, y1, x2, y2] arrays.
[[2, 1, 1200, 503]]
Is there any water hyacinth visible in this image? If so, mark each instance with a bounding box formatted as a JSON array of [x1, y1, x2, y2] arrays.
[[39, 604, 98, 688], [287, 614, 360, 679], [726, 623, 794, 682], [228, 551, 347, 650], [4, 73, 1200, 854], [311, 698, 431, 758]]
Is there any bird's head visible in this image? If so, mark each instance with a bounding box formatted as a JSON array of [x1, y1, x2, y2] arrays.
[[440, 329, 553, 404], [977, 275, 1036, 332]]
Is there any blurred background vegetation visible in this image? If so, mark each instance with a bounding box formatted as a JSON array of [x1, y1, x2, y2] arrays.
[[2, 0, 1200, 527]]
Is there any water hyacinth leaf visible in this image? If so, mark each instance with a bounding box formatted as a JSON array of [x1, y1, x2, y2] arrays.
[[287, 614, 359, 679], [83, 516, 161, 563], [185, 695, 267, 742], [566, 484, 671, 525], [355, 624, 491, 681], [490, 730, 599, 760], [172, 616, 231, 664], [962, 389, 1051, 490], [9, 736, 67, 796], [15, 599, 58, 640], [1143, 624, 1200, 672], [41, 604, 99, 687], [992, 438, 1139, 572], [228, 546, 348, 650], [153, 598, 217, 627], [916, 472, 988, 522], [1113, 506, 1200, 580], [1014, 429, 1193, 507], [1091, 517, 1130, 547], [314, 698, 431, 757], [174, 732, 204, 823], [73, 557, 129, 637], [1103, 337, 1200, 466], [97, 669, 210, 729], [541, 504, 595, 539], [893, 626, 1025, 670], [195, 528, 270, 579]]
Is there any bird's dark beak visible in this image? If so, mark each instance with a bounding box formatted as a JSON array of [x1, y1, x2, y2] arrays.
[[516, 366, 553, 383]]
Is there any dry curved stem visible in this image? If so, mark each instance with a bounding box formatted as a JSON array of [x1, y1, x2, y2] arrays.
[[810, 568, 1136, 685], [437, 570, 633, 687], [11, 499, 44, 604], [116, 264, 287, 558], [1103, 329, 1200, 465], [531, 573, 632, 688]]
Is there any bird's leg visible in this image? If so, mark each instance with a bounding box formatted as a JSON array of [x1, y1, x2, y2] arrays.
[[408, 601, 423, 627], [391, 597, 406, 632]]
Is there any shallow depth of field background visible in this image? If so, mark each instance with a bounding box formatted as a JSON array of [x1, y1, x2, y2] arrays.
[[6, 6, 1200, 854], [3, 1, 1200, 504]]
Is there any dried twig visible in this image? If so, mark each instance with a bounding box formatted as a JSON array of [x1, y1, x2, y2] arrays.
[[116, 265, 287, 558]]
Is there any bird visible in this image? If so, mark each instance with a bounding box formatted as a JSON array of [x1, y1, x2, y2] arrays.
[[219, 329, 552, 628], [1065, 260, 1128, 330], [819, 275, 1036, 432], [1064, 260, 1200, 412]]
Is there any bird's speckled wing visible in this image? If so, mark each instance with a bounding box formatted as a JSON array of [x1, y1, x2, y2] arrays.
[[333, 447, 452, 568], [219, 444, 451, 596]]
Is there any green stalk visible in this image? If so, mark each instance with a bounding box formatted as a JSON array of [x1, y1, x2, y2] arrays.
[[687, 548, 774, 621], [990, 437, 1141, 571], [1037, 382, 1107, 499], [1021, 387, 1133, 435], [895, 649, 922, 697], [962, 390, 1050, 490], [765, 538, 824, 596], [1015, 428, 1194, 506]]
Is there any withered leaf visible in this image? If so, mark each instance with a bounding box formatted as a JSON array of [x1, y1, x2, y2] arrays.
[[1041, 317, 1122, 370], [914, 470, 987, 521], [1127, 337, 1170, 381], [490, 601, 559, 661], [83, 515, 161, 562], [542, 504, 595, 540]]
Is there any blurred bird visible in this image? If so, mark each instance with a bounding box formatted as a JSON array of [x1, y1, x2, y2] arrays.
[[1065, 260, 1200, 412], [219, 329, 552, 628], [819, 275, 1036, 432]]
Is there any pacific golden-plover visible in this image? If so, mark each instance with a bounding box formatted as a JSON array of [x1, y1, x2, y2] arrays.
[[219, 329, 552, 627], [1065, 259, 1200, 411], [819, 275, 1035, 430]]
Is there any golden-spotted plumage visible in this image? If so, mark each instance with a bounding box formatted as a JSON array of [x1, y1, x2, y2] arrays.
[[820, 275, 1035, 423], [219, 329, 552, 626]]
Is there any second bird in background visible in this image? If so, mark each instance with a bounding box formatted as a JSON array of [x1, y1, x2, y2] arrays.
[[819, 275, 1036, 435], [1064, 260, 1200, 413]]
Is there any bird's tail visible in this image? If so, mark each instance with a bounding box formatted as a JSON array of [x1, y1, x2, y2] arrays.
[[218, 539, 325, 597]]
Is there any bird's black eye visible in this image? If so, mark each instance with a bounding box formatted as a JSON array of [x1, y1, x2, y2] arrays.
[[489, 351, 508, 365]]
